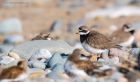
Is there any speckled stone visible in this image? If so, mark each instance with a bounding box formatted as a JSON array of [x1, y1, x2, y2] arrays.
[[30, 49, 52, 61], [0, 55, 15, 65], [47, 53, 67, 68], [28, 60, 46, 70], [10, 40, 74, 60], [130, 48, 140, 58]]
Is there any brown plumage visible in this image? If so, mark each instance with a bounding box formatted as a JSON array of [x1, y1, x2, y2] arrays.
[[64, 49, 100, 77], [32, 33, 52, 40], [110, 24, 135, 47], [65, 49, 115, 80], [85, 30, 119, 49], [79, 26, 121, 54], [0, 60, 27, 80]]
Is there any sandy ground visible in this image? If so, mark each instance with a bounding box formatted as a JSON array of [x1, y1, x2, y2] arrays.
[[0, 0, 140, 42]]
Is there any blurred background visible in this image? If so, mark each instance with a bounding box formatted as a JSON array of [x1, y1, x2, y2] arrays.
[[0, 0, 140, 46]]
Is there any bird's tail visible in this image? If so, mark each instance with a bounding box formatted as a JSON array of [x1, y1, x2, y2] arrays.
[[115, 45, 131, 52]]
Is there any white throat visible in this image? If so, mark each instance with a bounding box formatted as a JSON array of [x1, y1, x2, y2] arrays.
[[79, 31, 89, 35]]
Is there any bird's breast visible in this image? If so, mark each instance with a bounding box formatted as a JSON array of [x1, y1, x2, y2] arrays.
[[82, 42, 107, 54]]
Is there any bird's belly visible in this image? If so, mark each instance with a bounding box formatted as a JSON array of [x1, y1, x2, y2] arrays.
[[64, 61, 88, 77], [82, 42, 107, 54], [119, 36, 134, 47], [14, 73, 28, 81]]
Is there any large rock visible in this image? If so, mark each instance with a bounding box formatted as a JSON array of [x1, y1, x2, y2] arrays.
[[10, 40, 74, 60]]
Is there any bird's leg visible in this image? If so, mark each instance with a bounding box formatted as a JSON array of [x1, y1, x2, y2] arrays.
[[101, 49, 109, 59], [89, 54, 98, 62]]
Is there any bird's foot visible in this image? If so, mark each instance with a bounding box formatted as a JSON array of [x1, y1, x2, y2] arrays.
[[89, 54, 98, 62]]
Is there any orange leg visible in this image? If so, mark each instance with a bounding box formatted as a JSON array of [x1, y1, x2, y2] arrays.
[[90, 54, 98, 62]]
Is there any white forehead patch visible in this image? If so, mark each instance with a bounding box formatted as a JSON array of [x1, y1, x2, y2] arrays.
[[79, 31, 89, 35]]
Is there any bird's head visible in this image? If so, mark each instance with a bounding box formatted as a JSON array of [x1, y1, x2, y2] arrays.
[[71, 49, 89, 61], [123, 24, 135, 34], [17, 60, 27, 70], [78, 26, 90, 35]]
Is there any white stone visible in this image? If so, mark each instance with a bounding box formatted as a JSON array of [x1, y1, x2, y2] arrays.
[[30, 49, 52, 61], [8, 52, 21, 60], [0, 55, 15, 65], [0, 18, 22, 34]]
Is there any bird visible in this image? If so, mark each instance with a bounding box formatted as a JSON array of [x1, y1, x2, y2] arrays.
[[64, 49, 113, 81], [32, 32, 52, 40], [64, 49, 100, 79], [0, 60, 28, 82], [110, 24, 136, 48], [78, 26, 121, 56]]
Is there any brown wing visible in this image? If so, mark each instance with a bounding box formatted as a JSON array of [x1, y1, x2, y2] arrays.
[[0, 67, 24, 79], [110, 29, 132, 44], [86, 31, 118, 49], [76, 61, 94, 70], [75, 61, 100, 75]]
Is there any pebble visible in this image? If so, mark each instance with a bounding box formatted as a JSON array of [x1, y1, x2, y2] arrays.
[[4, 34, 24, 44], [0, 55, 15, 65], [98, 57, 119, 65], [0, 18, 22, 34], [47, 64, 64, 80], [28, 60, 46, 70], [130, 48, 140, 58], [45, 68, 52, 74], [8, 52, 21, 60], [30, 49, 52, 61], [99, 65, 112, 71], [109, 48, 129, 57], [110, 57, 120, 65]]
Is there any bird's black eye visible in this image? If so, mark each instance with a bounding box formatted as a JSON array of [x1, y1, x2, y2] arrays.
[[81, 54, 86, 57], [130, 30, 135, 34], [37, 58, 42, 60], [123, 24, 130, 29], [79, 27, 82, 30]]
